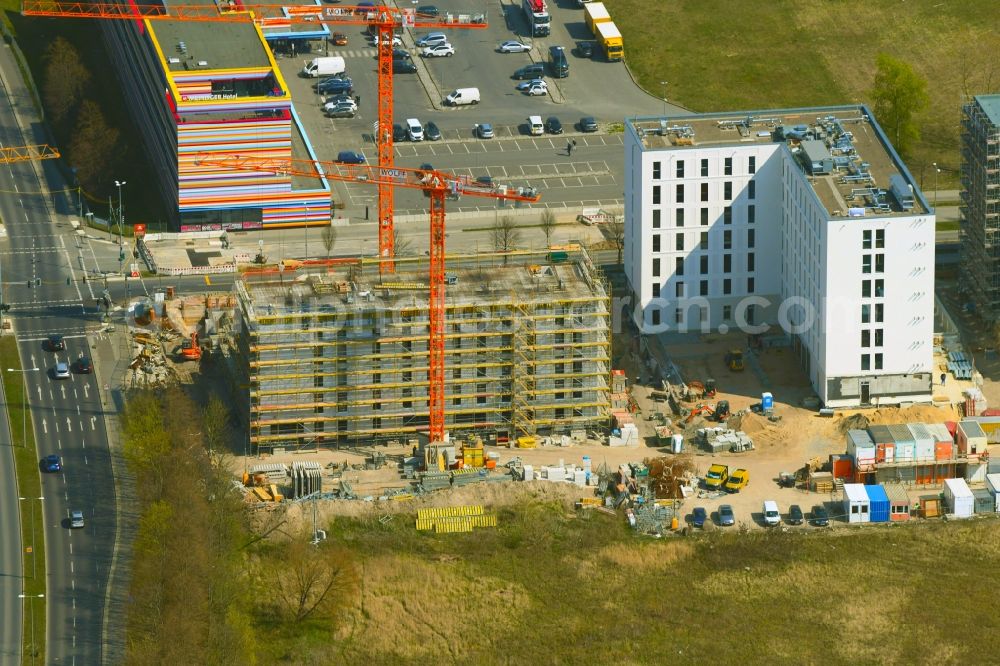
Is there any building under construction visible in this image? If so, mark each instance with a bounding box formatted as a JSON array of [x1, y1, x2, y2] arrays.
[[960, 94, 1000, 320], [234, 249, 611, 453]]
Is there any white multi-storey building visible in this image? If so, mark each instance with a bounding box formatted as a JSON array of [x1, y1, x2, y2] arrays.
[[624, 106, 936, 408]]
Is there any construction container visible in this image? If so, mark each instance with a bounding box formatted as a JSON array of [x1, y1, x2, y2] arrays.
[[985, 473, 1000, 511], [892, 424, 919, 463], [958, 420, 988, 456], [883, 484, 912, 521], [973, 488, 995, 514], [943, 478, 975, 517], [843, 483, 871, 523], [761, 392, 774, 410], [865, 484, 890, 523], [965, 416, 1000, 443], [919, 495, 942, 518], [831, 454, 854, 480], [847, 429, 876, 466], [945, 421, 958, 438], [966, 462, 988, 484]]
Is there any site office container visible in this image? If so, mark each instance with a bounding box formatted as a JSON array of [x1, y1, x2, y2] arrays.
[[957, 420, 988, 456], [943, 478, 975, 517], [865, 484, 890, 522], [985, 473, 1000, 512], [866, 426, 892, 464], [902, 423, 930, 462], [883, 484, 912, 521], [966, 416, 1000, 443], [831, 453, 854, 480], [973, 488, 995, 514], [965, 461, 988, 485], [887, 424, 913, 463], [848, 429, 876, 467], [925, 423, 954, 461], [843, 483, 871, 523]]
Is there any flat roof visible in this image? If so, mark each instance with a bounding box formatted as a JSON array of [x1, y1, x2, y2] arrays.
[[290, 112, 324, 191], [629, 105, 930, 219], [153, 19, 273, 72], [975, 94, 1000, 128]]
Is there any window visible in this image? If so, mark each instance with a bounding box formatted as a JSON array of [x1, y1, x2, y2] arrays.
[[700, 182, 708, 202], [748, 204, 755, 224], [861, 304, 871, 323], [653, 234, 661, 252], [863, 230, 872, 249], [724, 157, 733, 175], [652, 209, 661, 228], [675, 184, 685, 203], [747, 277, 755, 293], [875, 254, 884, 273], [700, 255, 708, 274], [700, 280, 708, 296], [748, 229, 755, 248], [675, 309, 684, 324], [862, 330, 870, 347], [700, 232, 708, 249], [675, 257, 684, 276], [701, 208, 709, 226], [748, 155, 756, 174], [862, 354, 871, 370], [875, 303, 884, 323], [723, 206, 732, 224], [875, 329, 883, 347], [453, 368, 462, 379], [675, 160, 684, 178], [862, 280, 871, 298], [875, 279, 884, 297], [875, 229, 885, 248], [723, 230, 732, 249], [651, 310, 661, 326], [747, 252, 755, 271], [748, 181, 756, 199], [676, 209, 685, 227], [652, 283, 660, 298], [723, 254, 732, 272], [723, 305, 732, 320], [862, 255, 872, 274], [452, 397, 461, 406], [652, 161, 661, 179], [875, 353, 883, 370], [723, 278, 732, 294], [724, 182, 732, 200], [653, 258, 661, 277], [676, 233, 684, 251], [700, 158, 708, 177], [675, 282, 684, 298], [653, 185, 661, 205]]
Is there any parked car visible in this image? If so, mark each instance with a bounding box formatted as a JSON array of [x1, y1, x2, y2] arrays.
[[42, 454, 62, 472], [74, 356, 93, 374], [416, 5, 439, 17], [53, 362, 70, 380], [524, 82, 548, 96], [704, 463, 729, 490], [315, 77, 353, 94], [475, 123, 494, 139], [810, 505, 830, 527], [513, 63, 546, 80], [416, 32, 448, 47], [498, 40, 531, 53], [336, 150, 365, 164], [787, 504, 804, 526], [323, 93, 355, 106], [763, 500, 782, 527], [46, 334, 65, 351], [575, 41, 594, 58], [70, 510, 85, 529], [545, 116, 563, 134], [393, 59, 417, 74], [330, 32, 348, 46], [424, 121, 442, 141], [325, 104, 357, 118], [724, 468, 750, 493], [579, 116, 599, 132], [718, 504, 735, 527], [392, 48, 411, 60], [475, 175, 493, 187], [690, 507, 707, 528], [422, 43, 455, 58], [393, 123, 408, 142], [372, 34, 403, 47], [406, 118, 424, 141], [516, 78, 546, 91]]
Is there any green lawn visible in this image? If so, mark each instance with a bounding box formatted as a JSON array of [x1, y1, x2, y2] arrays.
[[0, 335, 46, 665], [609, 0, 1000, 187]]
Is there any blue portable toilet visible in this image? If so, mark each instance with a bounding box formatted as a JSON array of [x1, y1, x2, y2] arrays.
[[761, 392, 774, 411], [866, 485, 890, 523]]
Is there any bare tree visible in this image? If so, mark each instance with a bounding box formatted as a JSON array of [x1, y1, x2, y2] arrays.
[[270, 539, 357, 623], [540, 209, 557, 248], [608, 215, 625, 264], [492, 215, 521, 263], [202, 395, 230, 457], [42, 37, 90, 127], [68, 100, 121, 193], [321, 224, 337, 259], [392, 228, 414, 257]]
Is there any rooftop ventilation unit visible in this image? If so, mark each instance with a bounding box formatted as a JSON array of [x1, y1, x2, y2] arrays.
[[167, 57, 181, 64], [889, 174, 915, 211]]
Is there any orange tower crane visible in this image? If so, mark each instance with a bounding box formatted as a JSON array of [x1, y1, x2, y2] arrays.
[[193, 152, 540, 443], [22, 2, 489, 272], [0, 144, 60, 163]]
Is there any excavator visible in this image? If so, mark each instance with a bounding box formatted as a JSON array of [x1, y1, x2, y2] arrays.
[[180, 331, 202, 361], [725, 349, 744, 372]]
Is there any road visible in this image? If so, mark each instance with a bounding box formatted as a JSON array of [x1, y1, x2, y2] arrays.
[[0, 40, 117, 665]]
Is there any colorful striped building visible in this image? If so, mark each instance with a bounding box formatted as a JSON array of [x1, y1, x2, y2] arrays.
[[101, 2, 331, 230]]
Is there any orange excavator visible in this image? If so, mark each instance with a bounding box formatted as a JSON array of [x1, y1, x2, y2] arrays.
[[180, 331, 202, 361]]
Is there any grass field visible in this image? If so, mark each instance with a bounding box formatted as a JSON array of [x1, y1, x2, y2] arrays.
[[609, 0, 1000, 187], [267, 503, 1000, 664]]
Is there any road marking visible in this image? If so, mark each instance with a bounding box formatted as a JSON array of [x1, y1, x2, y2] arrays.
[[84, 455, 88, 465], [83, 384, 89, 399], [82, 440, 85, 449], [71, 579, 74, 591], [54, 422, 59, 433], [48, 389, 53, 401], [74, 388, 78, 399], [78, 420, 83, 431], [66, 417, 72, 432], [17, 333, 89, 343], [69, 543, 73, 555], [204, 275, 212, 285], [77, 405, 81, 415], [90, 416, 96, 431], [61, 385, 66, 400], [42, 418, 47, 434], [70, 561, 74, 573]]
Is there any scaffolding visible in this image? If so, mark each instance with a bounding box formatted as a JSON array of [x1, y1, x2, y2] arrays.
[[236, 249, 611, 454], [960, 95, 1000, 319]]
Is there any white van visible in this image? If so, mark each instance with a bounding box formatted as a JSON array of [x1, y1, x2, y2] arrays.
[[302, 56, 346, 78], [527, 115, 544, 136], [406, 118, 424, 141], [444, 87, 480, 106], [762, 500, 781, 527]]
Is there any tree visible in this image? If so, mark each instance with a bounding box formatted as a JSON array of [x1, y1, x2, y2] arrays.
[[540, 209, 557, 248], [42, 37, 90, 128], [68, 100, 121, 193], [269, 538, 357, 623], [492, 215, 521, 263], [321, 224, 337, 259], [608, 215, 625, 264], [392, 228, 414, 257], [203, 395, 230, 457], [868, 54, 929, 157]]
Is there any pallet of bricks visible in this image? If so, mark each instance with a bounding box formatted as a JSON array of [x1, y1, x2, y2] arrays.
[[415, 505, 498, 534]]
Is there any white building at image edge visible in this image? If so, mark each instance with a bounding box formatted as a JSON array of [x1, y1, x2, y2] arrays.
[[623, 106, 935, 408]]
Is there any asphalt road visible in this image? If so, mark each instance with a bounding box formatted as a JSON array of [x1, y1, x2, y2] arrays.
[[0, 42, 116, 666]]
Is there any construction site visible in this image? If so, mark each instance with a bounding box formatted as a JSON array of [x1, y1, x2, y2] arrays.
[[232, 248, 612, 453]]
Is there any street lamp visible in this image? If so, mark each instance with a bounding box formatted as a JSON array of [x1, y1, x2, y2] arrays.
[[18, 593, 44, 666], [6, 367, 39, 449], [932, 162, 941, 209], [660, 80, 668, 116], [115, 180, 127, 274], [17, 496, 43, 579]]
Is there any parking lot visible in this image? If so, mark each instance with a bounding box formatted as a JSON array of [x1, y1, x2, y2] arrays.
[[275, 0, 675, 222]]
